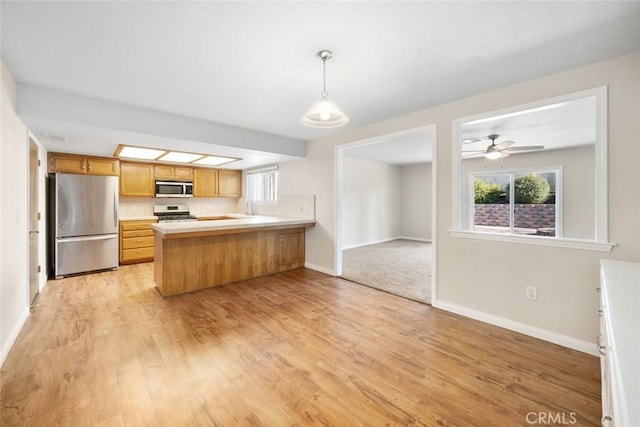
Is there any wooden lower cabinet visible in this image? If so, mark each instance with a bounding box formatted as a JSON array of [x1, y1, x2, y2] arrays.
[[120, 220, 157, 264], [278, 230, 304, 268], [154, 226, 307, 296]]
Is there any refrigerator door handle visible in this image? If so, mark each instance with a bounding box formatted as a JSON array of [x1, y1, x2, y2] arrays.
[[58, 234, 118, 243], [113, 187, 118, 228]]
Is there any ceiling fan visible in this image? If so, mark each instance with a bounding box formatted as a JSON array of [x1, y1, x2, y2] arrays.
[[463, 134, 544, 160]]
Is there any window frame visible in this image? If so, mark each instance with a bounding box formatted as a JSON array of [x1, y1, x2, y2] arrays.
[[245, 165, 279, 202], [451, 86, 614, 252], [469, 166, 563, 238]]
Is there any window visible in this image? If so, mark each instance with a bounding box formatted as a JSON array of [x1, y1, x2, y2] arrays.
[[451, 86, 613, 252], [246, 166, 278, 201], [471, 168, 561, 237]]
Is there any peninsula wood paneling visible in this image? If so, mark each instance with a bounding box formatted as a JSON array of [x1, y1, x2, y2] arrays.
[[154, 227, 306, 296]]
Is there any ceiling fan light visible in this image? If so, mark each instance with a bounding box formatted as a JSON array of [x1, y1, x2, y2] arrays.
[[301, 100, 350, 128], [485, 150, 503, 160]]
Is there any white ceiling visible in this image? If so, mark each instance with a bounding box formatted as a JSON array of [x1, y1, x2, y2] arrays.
[[344, 127, 435, 165], [2, 2, 640, 168], [460, 95, 596, 158]]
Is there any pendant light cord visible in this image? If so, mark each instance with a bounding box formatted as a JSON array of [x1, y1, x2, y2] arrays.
[[321, 57, 328, 100]]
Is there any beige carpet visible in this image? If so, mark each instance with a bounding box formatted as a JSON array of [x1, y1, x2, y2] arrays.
[[341, 239, 432, 304]]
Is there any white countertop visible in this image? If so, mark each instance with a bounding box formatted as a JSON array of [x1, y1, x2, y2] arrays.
[[193, 213, 249, 219], [600, 259, 640, 426], [119, 212, 247, 221], [119, 215, 158, 221], [151, 215, 315, 235]]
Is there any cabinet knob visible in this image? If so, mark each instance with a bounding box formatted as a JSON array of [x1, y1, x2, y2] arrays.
[[601, 415, 613, 426]]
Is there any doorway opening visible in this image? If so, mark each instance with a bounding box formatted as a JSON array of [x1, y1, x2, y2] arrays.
[[28, 136, 41, 307], [335, 125, 436, 304]]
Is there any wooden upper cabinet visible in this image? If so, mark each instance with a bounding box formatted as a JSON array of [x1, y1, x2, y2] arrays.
[[120, 163, 154, 197], [87, 157, 120, 176], [193, 168, 218, 197], [218, 170, 242, 197], [49, 153, 86, 174], [155, 165, 193, 180], [49, 153, 119, 176], [174, 167, 193, 180]]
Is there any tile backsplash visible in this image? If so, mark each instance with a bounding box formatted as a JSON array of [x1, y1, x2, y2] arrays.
[[119, 194, 315, 219], [119, 197, 239, 217], [248, 194, 316, 219]]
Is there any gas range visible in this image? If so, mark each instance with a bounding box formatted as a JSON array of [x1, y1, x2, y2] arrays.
[[154, 204, 197, 223]]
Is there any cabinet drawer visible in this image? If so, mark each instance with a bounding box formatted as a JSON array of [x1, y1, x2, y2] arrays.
[[122, 229, 154, 238], [121, 221, 155, 231], [122, 236, 154, 249], [121, 247, 154, 262]]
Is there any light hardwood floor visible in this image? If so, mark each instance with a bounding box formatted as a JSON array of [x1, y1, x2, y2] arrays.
[[1, 264, 600, 426]]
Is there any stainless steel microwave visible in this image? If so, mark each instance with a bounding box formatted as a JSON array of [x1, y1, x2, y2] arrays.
[[155, 180, 193, 198]]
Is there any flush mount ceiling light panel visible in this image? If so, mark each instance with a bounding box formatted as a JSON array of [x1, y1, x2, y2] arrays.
[[301, 49, 349, 128], [158, 152, 203, 163], [114, 144, 241, 166], [116, 145, 167, 160], [193, 155, 239, 166]]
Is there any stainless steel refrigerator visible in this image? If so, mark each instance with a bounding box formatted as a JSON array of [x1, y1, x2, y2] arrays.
[[50, 174, 119, 278]]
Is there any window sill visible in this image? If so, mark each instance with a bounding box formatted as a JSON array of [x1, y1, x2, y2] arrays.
[[449, 230, 615, 252]]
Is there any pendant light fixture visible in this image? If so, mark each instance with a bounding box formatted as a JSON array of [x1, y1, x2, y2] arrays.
[[301, 49, 349, 128]]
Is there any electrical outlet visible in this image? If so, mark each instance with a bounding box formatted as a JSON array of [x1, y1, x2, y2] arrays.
[[526, 286, 538, 301]]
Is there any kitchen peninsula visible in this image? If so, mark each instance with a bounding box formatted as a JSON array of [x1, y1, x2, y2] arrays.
[[152, 216, 315, 296]]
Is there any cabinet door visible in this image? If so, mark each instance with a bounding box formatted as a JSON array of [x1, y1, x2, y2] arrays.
[[174, 167, 193, 180], [194, 168, 219, 197], [154, 165, 174, 179], [49, 154, 86, 174], [120, 163, 154, 197], [87, 158, 119, 176], [219, 170, 242, 197], [278, 231, 304, 267]]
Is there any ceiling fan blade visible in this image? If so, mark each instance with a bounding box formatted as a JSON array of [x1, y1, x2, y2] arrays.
[[505, 145, 545, 152], [494, 140, 515, 150], [461, 150, 487, 153]]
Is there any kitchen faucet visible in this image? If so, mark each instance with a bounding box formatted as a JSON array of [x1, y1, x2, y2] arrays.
[[245, 200, 254, 215]]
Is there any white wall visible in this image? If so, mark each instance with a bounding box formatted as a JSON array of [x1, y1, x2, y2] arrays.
[[1, 61, 29, 366], [279, 52, 640, 352], [341, 157, 401, 248], [462, 145, 595, 239], [399, 163, 432, 240], [340, 158, 432, 248]]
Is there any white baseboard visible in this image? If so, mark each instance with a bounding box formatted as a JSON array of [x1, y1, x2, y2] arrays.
[[304, 262, 335, 276], [397, 236, 432, 243], [342, 236, 431, 250], [0, 307, 30, 368], [433, 299, 598, 356], [341, 237, 399, 250]]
